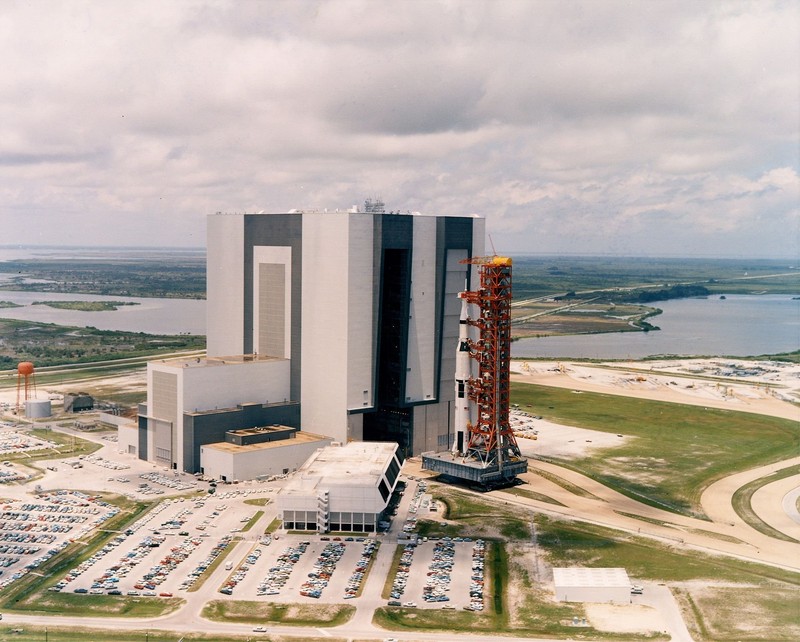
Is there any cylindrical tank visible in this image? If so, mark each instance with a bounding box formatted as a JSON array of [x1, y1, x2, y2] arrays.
[[25, 399, 51, 419]]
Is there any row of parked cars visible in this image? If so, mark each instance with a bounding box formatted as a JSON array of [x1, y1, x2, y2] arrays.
[[388, 543, 416, 601], [299, 541, 346, 598], [343, 539, 377, 599], [85, 454, 129, 470], [256, 541, 309, 596], [219, 544, 264, 595], [139, 472, 196, 492], [465, 539, 486, 611], [180, 535, 233, 591], [422, 540, 454, 603]]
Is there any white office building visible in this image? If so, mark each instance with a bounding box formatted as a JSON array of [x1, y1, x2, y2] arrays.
[[277, 442, 402, 533]]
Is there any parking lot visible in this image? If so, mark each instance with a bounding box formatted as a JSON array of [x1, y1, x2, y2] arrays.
[[387, 538, 485, 610], [0, 490, 119, 590], [0, 426, 56, 455], [0, 426, 489, 612], [58, 491, 274, 596]]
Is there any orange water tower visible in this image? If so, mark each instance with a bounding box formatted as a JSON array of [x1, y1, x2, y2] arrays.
[[16, 361, 37, 411]]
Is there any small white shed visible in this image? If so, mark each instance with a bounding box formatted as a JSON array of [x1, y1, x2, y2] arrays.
[[553, 567, 631, 603]]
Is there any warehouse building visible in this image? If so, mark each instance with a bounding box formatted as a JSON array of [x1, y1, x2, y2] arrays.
[[553, 567, 632, 603], [200, 426, 331, 482], [277, 442, 401, 533]]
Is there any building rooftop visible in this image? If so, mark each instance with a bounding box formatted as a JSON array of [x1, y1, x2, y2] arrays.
[[553, 568, 631, 588], [281, 442, 398, 494], [155, 353, 286, 369], [202, 431, 329, 454]]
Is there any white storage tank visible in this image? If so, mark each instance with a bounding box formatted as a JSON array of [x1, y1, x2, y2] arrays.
[[25, 399, 52, 419]]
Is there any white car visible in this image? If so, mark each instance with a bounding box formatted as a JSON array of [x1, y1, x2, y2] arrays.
[[252, 626, 268, 633], [631, 585, 644, 594]]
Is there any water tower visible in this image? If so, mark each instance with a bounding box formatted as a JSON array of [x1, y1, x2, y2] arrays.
[[16, 361, 37, 411]]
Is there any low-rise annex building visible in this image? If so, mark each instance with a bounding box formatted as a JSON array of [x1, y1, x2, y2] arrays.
[[200, 426, 331, 482], [277, 441, 401, 533], [553, 567, 632, 603]]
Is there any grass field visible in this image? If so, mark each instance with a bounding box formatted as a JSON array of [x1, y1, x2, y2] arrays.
[[675, 586, 800, 642], [202, 599, 355, 626], [511, 382, 800, 517], [404, 488, 799, 640], [731, 464, 800, 543], [0, 628, 325, 642]]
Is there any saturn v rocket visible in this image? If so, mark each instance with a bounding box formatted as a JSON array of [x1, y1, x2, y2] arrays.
[[424, 256, 526, 486], [452, 296, 472, 455]]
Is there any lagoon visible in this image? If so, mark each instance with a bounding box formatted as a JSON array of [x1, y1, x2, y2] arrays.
[[513, 294, 799, 359], [0, 291, 205, 335]]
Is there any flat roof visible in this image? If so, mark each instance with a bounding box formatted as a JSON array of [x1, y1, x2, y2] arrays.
[[282, 442, 398, 494], [154, 353, 286, 369], [203, 431, 329, 454], [553, 568, 630, 588], [229, 425, 294, 436]]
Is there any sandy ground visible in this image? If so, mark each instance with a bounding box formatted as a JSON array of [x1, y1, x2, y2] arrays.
[[584, 603, 666, 633], [511, 359, 800, 421]]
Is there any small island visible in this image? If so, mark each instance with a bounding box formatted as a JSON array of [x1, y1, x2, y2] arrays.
[[0, 301, 23, 308], [32, 300, 140, 312]]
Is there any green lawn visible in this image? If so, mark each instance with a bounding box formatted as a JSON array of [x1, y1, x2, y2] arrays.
[[511, 382, 800, 517], [731, 464, 800, 543], [535, 514, 800, 586], [676, 586, 800, 641], [202, 600, 354, 626], [0, 628, 303, 642]]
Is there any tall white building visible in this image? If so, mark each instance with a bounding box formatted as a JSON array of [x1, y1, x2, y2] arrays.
[[133, 206, 484, 472]]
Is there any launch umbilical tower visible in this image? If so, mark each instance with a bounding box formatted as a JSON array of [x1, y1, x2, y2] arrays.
[[422, 256, 527, 486]]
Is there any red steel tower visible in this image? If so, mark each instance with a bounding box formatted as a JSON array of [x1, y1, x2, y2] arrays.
[[422, 256, 527, 486], [460, 256, 522, 471]]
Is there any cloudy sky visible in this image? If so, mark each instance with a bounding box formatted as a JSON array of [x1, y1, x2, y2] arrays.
[[1, 0, 797, 258]]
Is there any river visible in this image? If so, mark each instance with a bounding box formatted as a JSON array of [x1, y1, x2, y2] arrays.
[[513, 294, 799, 359], [0, 291, 205, 335]]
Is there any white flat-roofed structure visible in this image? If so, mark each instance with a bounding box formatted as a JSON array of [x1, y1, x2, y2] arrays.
[[118, 423, 138, 456], [553, 567, 631, 603], [200, 430, 332, 482], [277, 442, 402, 533], [140, 354, 291, 471]]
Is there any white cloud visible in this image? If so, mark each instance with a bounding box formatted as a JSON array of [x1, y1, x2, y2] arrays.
[[0, 0, 797, 257]]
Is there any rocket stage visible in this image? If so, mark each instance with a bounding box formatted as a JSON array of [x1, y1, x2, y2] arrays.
[[421, 450, 528, 486]]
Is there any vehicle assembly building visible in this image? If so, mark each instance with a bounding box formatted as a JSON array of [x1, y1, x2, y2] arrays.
[[422, 256, 527, 486], [127, 204, 486, 473]]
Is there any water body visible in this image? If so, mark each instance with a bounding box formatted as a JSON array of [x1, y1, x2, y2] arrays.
[[513, 294, 799, 359], [0, 291, 205, 335]]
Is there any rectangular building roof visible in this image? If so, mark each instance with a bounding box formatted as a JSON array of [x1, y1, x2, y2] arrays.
[[203, 431, 329, 454], [281, 442, 398, 495], [154, 353, 286, 369], [553, 567, 631, 589]]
